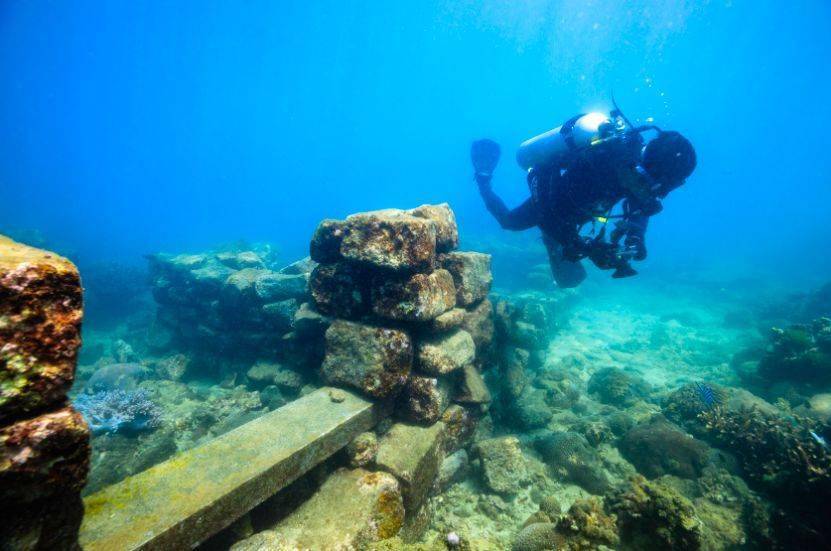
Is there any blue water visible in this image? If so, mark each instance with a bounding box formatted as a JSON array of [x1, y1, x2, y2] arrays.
[[2, 1, 830, 288]]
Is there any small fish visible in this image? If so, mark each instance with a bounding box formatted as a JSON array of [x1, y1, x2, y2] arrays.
[[810, 431, 828, 449], [694, 381, 717, 409]]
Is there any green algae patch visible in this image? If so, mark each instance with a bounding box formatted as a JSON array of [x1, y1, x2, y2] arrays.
[[80, 387, 384, 551]]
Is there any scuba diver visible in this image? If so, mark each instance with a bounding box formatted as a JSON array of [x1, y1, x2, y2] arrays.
[[471, 106, 696, 288]]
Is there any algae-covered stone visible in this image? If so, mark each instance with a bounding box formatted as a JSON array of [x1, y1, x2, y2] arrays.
[[0, 236, 83, 421], [310, 218, 348, 263], [372, 269, 456, 321], [408, 203, 459, 253], [270, 467, 404, 549], [474, 436, 528, 494], [343, 209, 437, 273], [254, 271, 308, 301], [310, 262, 370, 319], [0, 406, 90, 502], [216, 251, 264, 270], [428, 307, 466, 333], [347, 431, 379, 468], [292, 301, 331, 337], [377, 423, 444, 541], [441, 405, 478, 453], [461, 299, 496, 364], [397, 375, 451, 424], [455, 364, 491, 404], [440, 251, 492, 306], [322, 320, 412, 398], [417, 329, 475, 375], [376, 422, 446, 517]]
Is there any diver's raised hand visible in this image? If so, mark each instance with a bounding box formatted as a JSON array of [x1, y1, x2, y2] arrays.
[[471, 139, 500, 180]]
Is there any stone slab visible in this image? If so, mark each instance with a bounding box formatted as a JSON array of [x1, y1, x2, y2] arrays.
[[79, 387, 386, 551]]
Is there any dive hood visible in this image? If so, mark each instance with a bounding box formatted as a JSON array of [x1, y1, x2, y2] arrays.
[[516, 112, 611, 171]]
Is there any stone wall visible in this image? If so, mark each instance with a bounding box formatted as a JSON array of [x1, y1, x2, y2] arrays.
[[146, 248, 325, 381], [310, 203, 493, 423], [0, 235, 90, 550], [303, 203, 494, 544]]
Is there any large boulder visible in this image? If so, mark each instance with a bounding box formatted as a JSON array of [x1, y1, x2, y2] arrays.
[[371, 269, 456, 321], [416, 329, 475, 375], [440, 251, 492, 307], [322, 321, 412, 398], [0, 236, 83, 421], [342, 210, 437, 273]]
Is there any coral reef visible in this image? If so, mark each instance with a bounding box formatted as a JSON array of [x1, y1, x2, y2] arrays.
[[758, 317, 831, 385], [619, 416, 711, 479], [533, 431, 611, 494], [557, 497, 620, 550], [73, 389, 161, 434], [587, 367, 651, 408], [607, 475, 702, 550]]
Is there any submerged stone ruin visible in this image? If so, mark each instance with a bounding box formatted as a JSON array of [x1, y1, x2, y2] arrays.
[[236, 203, 497, 547], [0, 236, 90, 549], [70, 203, 498, 550]]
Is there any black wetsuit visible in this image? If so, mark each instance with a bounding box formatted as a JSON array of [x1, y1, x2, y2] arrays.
[[478, 134, 663, 274]]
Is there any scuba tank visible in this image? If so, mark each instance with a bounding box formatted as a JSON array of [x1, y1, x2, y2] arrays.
[[516, 112, 613, 171]]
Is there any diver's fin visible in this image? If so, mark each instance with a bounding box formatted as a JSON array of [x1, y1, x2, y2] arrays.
[[546, 242, 587, 288], [471, 139, 501, 175]]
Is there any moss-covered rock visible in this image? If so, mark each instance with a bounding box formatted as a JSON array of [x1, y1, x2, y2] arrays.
[[0, 236, 83, 421], [607, 475, 702, 550], [587, 367, 651, 408], [619, 416, 711, 479]]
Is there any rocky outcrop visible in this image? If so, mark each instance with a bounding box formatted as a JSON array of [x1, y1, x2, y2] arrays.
[[0, 236, 90, 550]]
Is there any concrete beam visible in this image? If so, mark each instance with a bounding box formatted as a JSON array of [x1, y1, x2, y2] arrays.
[[80, 387, 385, 551]]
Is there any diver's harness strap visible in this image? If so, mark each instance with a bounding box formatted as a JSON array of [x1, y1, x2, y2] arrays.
[[559, 114, 585, 152]]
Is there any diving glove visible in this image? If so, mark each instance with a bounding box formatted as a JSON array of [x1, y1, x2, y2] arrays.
[[471, 139, 501, 178]]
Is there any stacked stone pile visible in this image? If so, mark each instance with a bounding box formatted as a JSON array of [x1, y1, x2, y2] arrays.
[[309, 203, 495, 425], [147, 249, 325, 374], [0, 235, 90, 549]]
